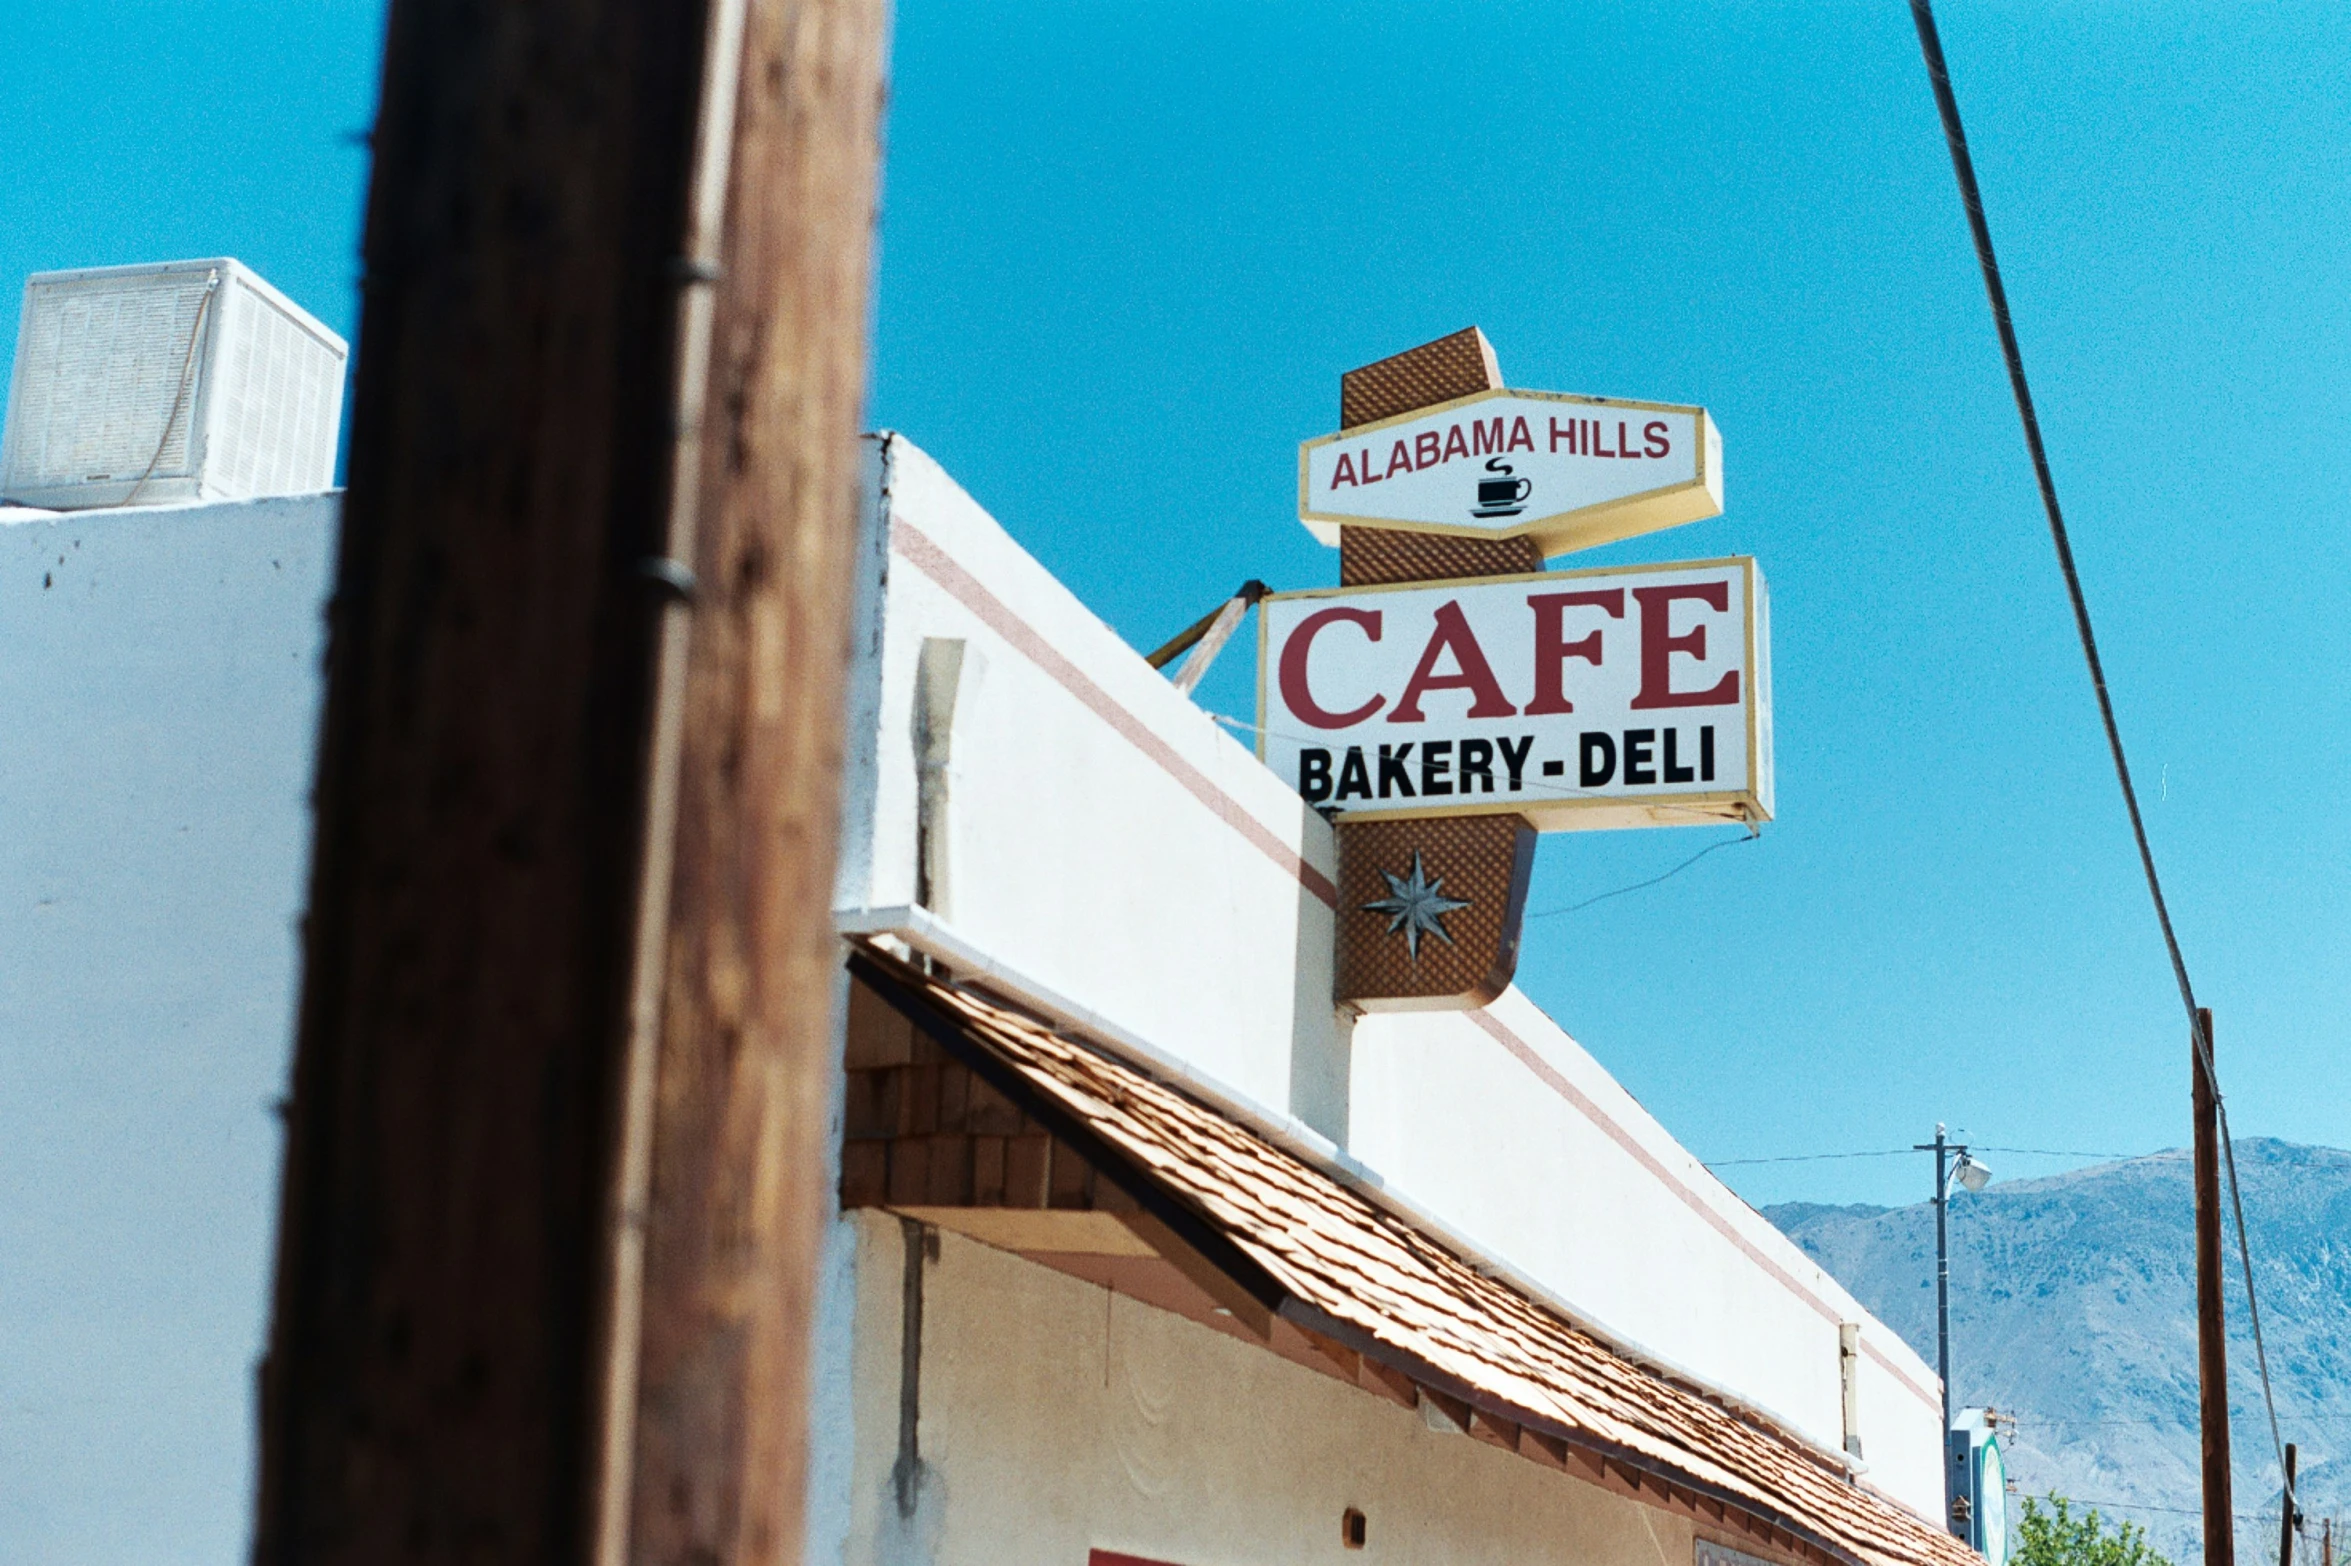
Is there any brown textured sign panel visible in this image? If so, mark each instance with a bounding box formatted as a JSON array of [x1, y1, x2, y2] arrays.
[[1338, 526, 1543, 587], [1331, 328, 1538, 1010], [1339, 326, 1502, 430], [1335, 814, 1535, 1011]]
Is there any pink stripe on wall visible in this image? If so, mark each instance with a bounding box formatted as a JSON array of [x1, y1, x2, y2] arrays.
[[1466, 1009, 1941, 1414], [892, 521, 1339, 909]]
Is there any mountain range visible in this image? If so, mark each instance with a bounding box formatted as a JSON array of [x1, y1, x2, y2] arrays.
[[1766, 1139, 2351, 1565]]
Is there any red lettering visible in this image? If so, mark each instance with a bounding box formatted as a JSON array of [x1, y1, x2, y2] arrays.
[[1332, 451, 1357, 488], [1644, 420, 1670, 458], [1279, 607, 1386, 728], [1507, 416, 1534, 453], [1472, 418, 1504, 455], [1442, 423, 1470, 462], [1385, 440, 1414, 479], [1630, 582, 1740, 709], [1549, 416, 1573, 454], [1389, 601, 1519, 723], [1524, 589, 1624, 715], [1617, 420, 1635, 458], [1361, 443, 1384, 483], [1414, 431, 1441, 468]]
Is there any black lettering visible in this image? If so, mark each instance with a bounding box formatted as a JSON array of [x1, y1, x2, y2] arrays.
[[1421, 740, 1454, 796], [1663, 728, 1694, 784], [1701, 725, 1716, 782], [1336, 746, 1373, 801], [1299, 748, 1334, 803], [1497, 734, 1533, 792], [1377, 743, 1416, 798], [1542, 758, 1565, 778], [1580, 732, 1616, 787], [1623, 729, 1657, 784], [1458, 737, 1495, 793]]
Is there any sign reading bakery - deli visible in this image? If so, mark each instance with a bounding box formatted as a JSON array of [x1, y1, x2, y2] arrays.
[[1298, 389, 1723, 556], [1257, 560, 1772, 831]]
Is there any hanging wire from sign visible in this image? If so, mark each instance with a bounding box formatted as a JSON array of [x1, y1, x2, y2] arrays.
[[1705, 1148, 1915, 1168], [1525, 830, 1757, 921], [1907, 0, 2293, 1512]]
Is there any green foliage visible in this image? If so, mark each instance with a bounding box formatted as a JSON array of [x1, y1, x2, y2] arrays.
[[2014, 1495, 2174, 1566]]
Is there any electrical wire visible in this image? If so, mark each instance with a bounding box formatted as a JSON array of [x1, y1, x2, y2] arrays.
[[121, 269, 220, 508], [2025, 1414, 2351, 1427], [1906, 0, 2294, 1517], [1706, 1149, 1915, 1168], [1525, 830, 1756, 921], [1705, 1143, 2132, 1169], [2043, 1496, 2295, 1525]]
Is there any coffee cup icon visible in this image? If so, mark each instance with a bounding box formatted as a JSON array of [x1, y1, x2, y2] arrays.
[[1472, 474, 1532, 517]]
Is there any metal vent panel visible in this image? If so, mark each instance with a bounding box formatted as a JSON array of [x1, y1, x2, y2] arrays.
[[1, 258, 346, 510]]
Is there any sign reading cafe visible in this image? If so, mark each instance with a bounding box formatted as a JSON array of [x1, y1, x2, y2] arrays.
[[1265, 325, 1760, 1009], [1256, 559, 1772, 832]]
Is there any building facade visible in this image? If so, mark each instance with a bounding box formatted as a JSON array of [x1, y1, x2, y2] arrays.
[[3, 433, 1974, 1566], [814, 433, 1974, 1566]]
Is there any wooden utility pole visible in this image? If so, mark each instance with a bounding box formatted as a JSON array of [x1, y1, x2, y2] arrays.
[[602, 0, 888, 1560], [2278, 1444, 2299, 1566], [2195, 1006, 2235, 1566], [255, 0, 887, 1562]]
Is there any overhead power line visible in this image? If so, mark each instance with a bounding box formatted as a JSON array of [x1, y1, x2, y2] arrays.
[[1905, 0, 2294, 1520], [1705, 1144, 2133, 1169], [2054, 1497, 2298, 1525], [1706, 1149, 1913, 1168]]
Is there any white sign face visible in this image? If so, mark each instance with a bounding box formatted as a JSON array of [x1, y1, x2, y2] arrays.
[[1256, 559, 1772, 831], [1297, 389, 1723, 558]]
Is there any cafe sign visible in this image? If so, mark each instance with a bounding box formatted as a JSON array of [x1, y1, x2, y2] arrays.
[[1257, 557, 1772, 832], [1298, 389, 1723, 557]]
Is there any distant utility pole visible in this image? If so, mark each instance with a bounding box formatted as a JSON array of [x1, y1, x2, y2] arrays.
[[254, 2, 887, 1564], [2194, 1008, 2235, 1566], [1917, 1123, 1992, 1538], [2278, 1443, 2300, 1566]]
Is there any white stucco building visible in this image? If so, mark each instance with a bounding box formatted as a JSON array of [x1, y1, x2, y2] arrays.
[[4, 417, 1970, 1566], [812, 434, 1969, 1566]]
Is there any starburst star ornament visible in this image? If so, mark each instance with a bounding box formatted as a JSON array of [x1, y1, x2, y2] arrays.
[[1361, 851, 1470, 960]]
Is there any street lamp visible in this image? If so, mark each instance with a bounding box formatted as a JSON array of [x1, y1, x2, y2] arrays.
[[1916, 1123, 1993, 1536]]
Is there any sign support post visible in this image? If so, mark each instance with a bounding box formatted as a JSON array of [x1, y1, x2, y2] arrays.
[[1328, 330, 1544, 1010]]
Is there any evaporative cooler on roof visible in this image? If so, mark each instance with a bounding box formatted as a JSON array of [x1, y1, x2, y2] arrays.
[[0, 257, 348, 511]]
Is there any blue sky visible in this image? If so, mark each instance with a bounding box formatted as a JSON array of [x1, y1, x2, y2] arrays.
[[4, 0, 2346, 1216], [863, 0, 2351, 1209]]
